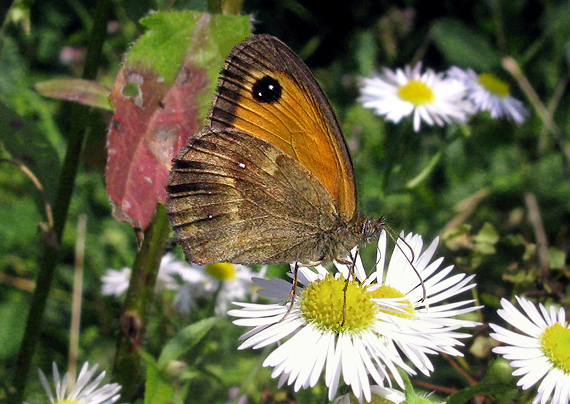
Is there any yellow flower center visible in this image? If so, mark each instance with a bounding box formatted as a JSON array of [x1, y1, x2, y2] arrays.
[[369, 285, 415, 318], [57, 400, 80, 404], [478, 73, 510, 97], [397, 80, 435, 105], [299, 275, 414, 334], [541, 322, 570, 374], [206, 262, 236, 281]]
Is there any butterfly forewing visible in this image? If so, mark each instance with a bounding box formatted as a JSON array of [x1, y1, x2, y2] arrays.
[[209, 34, 357, 221]]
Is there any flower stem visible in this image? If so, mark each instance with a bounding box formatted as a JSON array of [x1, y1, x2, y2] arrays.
[[502, 56, 570, 169], [112, 203, 171, 400]]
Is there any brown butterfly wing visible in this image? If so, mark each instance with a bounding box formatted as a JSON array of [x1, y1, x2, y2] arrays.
[[167, 128, 346, 265], [208, 34, 357, 222]]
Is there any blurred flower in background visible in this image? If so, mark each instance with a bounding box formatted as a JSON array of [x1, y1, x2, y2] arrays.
[[359, 64, 473, 131], [447, 67, 527, 123], [102, 253, 259, 316]]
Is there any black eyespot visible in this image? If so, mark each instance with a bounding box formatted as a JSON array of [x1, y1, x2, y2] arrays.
[[252, 76, 282, 103]]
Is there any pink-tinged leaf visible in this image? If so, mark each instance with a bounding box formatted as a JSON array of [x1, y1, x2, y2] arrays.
[[35, 79, 112, 110], [106, 63, 207, 229], [105, 11, 250, 229]]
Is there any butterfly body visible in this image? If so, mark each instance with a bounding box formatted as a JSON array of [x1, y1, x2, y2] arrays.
[[167, 34, 384, 265]]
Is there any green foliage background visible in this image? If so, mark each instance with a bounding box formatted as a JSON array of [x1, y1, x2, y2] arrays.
[[0, 0, 569, 403]]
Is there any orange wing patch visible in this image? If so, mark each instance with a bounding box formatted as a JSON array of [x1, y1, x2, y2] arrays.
[[229, 71, 356, 221]]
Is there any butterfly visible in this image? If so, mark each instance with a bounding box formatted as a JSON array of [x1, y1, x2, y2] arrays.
[[166, 34, 385, 267]]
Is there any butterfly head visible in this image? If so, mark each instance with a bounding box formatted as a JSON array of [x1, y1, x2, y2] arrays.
[[360, 215, 387, 244]]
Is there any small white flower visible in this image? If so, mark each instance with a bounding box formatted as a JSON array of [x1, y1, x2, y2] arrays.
[[489, 296, 570, 404], [229, 231, 480, 402], [447, 67, 527, 123], [359, 64, 473, 131], [157, 252, 197, 290], [101, 267, 130, 297], [101, 253, 186, 297], [334, 386, 405, 404], [169, 264, 209, 314], [211, 264, 262, 316], [101, 253, 212, 313], [163, 259, 260, 316], [102, 255, 260, 314], [37, 362, 121, 404]]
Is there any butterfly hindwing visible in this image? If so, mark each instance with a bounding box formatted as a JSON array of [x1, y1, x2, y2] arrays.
[[167, 128, 342, 264]]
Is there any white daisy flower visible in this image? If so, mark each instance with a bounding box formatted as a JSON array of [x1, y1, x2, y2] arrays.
[[447, 67, 527, 123], [228, 231, 480, 402], [334, 385, 405, 404], [37, 362, 121, 404], [489, 296, 570, 404], [359, 64, 473, 131], [367, 232, 481, 373]]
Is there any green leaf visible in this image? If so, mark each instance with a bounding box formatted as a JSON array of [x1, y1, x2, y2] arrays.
[[0, 103, 61, 204], [406, 149, 443, 189], [6, 0, 32, 34], [431, 18, 501, 71], [142, 350, 176, 404], [503, 268, 537, 285], [442, 224, 472, 251], [0, 295, 27, 360], [448, 359, 517, 404], [129, 11, 251, 84], [158, 317, 218, 367], [503, 233, 525, 246], [547, 247, 566, 269], [0, 38, 64, 157], [0, 38, 63, 204], [523, 243, 538, 261], [472, 223, 499, 255], [474, 222, 499, 245]]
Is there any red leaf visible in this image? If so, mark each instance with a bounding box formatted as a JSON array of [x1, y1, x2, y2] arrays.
[[105, 61, 208, 229], [104, 11, 250, 230]]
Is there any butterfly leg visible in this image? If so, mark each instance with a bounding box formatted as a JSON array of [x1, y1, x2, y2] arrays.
[[279, 262, 300, 322], [338, 254, 356, 327]]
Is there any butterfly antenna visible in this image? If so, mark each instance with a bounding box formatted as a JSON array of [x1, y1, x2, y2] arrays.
[[385, 225, 429, 309]]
